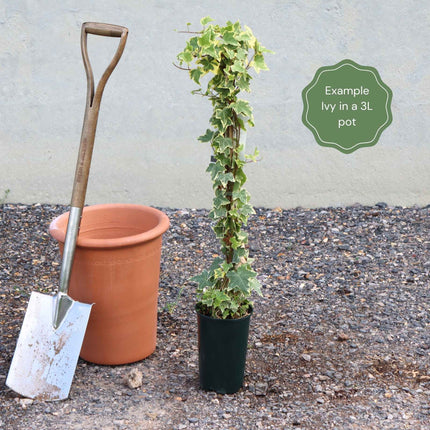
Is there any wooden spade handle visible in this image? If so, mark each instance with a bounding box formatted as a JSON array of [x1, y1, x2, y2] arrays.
[[71, 22, 128, 208], [83, 22, 126, 37]]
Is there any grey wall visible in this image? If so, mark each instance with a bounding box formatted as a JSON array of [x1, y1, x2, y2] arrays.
[[1, 0, 429, 208]]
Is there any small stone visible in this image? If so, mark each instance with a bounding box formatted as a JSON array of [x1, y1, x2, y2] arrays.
[[316, 397, 325, 404], [300, 353, 311, 362], [123, 368, 143, 389], [337, 332, 350, 341], [18, 398, 33, 409], [254, 382, 269, 396], [418, 375, 430, 382], [314, 384, 323, 393], [318, 375, 330, 381]]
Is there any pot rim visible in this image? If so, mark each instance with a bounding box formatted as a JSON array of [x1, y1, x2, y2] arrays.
[[49, 203, 170, 249]]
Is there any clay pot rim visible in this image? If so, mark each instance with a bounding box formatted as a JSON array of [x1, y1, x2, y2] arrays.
[[49, 203, 169, 249]]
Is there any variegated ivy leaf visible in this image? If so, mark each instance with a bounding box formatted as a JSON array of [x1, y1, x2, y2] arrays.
[[245, 147, 260, 162], [190, 68, 203, 84], [191, 270, 211, 289], [209, 206, 227, 220], [249, 277, 263, 296], [231, 61, 246, 74], [213, 195, 230, 208], [215, 137, 234, 153], [198, 129, 215, 143], [231, 100, 252, 118], [239, 203, 255, 217], [206, 161, 224, 180], [233, 188, 250, 204], [226, 265, 256, 294], [252, 53, 269, 72], [200, 16, 214, 26], [216, 172, 235, 187]]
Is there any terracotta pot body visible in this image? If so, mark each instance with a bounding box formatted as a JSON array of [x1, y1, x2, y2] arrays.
[[49, 204, 169, 365]]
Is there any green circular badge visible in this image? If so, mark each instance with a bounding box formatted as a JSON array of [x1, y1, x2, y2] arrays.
[[302, 59, 393, 154]]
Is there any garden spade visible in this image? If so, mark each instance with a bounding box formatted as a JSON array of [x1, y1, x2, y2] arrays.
[[6, 22, 128, 400]]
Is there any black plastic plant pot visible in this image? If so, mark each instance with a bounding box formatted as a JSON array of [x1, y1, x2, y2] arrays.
[[197, 307, 252, 394]]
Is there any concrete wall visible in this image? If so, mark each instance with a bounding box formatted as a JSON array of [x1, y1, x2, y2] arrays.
[[1, 0, 429, 208]]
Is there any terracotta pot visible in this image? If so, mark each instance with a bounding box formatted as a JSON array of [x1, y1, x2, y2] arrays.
[[49, 204, 169, 365]]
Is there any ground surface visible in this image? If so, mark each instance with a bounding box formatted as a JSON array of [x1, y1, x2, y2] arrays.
[[0, 203, 429, 429]]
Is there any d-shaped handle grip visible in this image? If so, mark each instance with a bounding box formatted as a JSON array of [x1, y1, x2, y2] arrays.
[[70, 22, 128, 209], [82, 22, 127, 38], [81, 22, 128, 110]]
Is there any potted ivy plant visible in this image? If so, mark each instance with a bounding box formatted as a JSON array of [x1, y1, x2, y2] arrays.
[[176, 16, 271, 394]]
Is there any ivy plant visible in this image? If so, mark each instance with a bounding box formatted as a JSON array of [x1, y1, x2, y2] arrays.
[[176, 17, 272, 319]]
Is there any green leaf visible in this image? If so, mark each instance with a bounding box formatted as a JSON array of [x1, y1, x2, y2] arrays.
[[236, 31, 252, 42], [191, 270, 211, 288], [217, 172, 235, 187], [222, 31, 240, 46], [190, 68, 203, 84], [198, 29, 213, 48], [202, 44, 219, 59], [232, 247, 248, 263], [235, 48, 248, 61], [235, 230, 249, 243], [233, 188, 249, 203], [252, 53, 269, 72], [199, 56, 219, 71], [178, 50, 193, 64], [209, 257, 225, 272], [230, 236, 241, 249], [249, 277, 263, 296], [231, 60, 246, 74], [198, 129, 214, 143], [209, 206, 227, 219], [189, 36, 199, 51], [200, 16, 214, 26], [231, 100, 252, 117], [212, 290, 231, 309], [222, 261, 233, 272], [213, 267, 225, 279], [215, 107, 233, 128], [235, 168, 247, 185], [206, 161, 224, 180], [213, 195, 230, 208], [216, 137, 234, 152], [239, 203, 255, 217], [227, 266, 255, 294], [236, 74, 251, 92], [244, 147, 260, 162]]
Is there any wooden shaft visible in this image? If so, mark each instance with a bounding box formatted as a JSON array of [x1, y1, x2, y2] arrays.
[[70, 23, 128, 208], [70, 106, 99, 208]]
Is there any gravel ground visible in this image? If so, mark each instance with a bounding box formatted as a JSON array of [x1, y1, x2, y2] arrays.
[[0, 203, 429, 429]]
